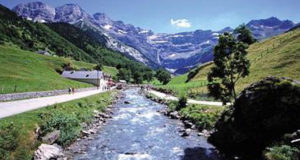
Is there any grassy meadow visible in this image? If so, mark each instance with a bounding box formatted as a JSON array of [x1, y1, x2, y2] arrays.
[[0, 45, 118, 94]]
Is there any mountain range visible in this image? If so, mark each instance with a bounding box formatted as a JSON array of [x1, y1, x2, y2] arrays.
[[12, 2, 297, 74]]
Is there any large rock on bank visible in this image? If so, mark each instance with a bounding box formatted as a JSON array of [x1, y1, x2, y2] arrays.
[[34, 144, 64, 160], [209, 77, 300, 159]]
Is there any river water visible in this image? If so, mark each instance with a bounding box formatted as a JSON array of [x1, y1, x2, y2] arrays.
[[74, 88, 221, 160]]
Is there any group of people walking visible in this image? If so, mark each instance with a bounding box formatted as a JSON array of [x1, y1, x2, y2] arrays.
[[68, 88, 75, 94]]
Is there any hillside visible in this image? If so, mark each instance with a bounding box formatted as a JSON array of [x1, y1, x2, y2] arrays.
[[0, 4, 94, 63], [0, 4, 151, 74], [158, 28, 300, 98], [46, 22, 149, 69], [0, 45, 116, 94]]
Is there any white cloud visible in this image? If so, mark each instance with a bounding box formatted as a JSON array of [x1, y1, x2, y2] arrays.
[[170, 18, 191, 28]]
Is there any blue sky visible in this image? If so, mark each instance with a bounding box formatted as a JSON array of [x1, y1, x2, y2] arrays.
[[1, 0, 300, 33]]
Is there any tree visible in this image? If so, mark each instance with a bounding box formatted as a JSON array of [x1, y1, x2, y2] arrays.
[[117, 68, 131, 82], [155, 69, 171, 85], [143, 71, 154, 82], [207, 32, 250, 104], [133, 72, 143, 84], [94, 63, 103, 71], [234, 24, 256, 45]]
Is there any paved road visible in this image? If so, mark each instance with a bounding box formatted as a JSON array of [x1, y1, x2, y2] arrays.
[[148, 90, 224, 106], [0, 89, 110, 119]]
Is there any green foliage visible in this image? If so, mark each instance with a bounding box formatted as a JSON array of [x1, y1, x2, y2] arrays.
[[0, 125, 19, 152], [176, 96, 187, 111], [265, 145, 299, 160], [234, 24, 256, 45], [94, 63, 103, 71], [117, 68, 132, 82], [143, 70, 154, 82], [208, 32, 250, 104], [155, 69, 171, 85], [180, 104, 224, 130], [40, 113, 80, 147], [133, 72, 143, 84]]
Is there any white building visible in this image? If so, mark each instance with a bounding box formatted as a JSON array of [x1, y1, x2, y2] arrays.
[[62, 70, 108, 90]]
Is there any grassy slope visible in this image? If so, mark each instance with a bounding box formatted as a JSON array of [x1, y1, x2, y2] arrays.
[[0, 91, 114, 159], [161, 28, 300, 97], [0, 45, 117, 94]]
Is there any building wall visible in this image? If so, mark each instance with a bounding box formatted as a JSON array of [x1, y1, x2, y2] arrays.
[[68, 78, 108, 90]]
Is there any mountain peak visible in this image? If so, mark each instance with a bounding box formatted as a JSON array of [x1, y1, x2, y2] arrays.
[[93, 12, 113, 25], [12, 1, 55, 22], [55, 3, 90, 23], [247, 17, 283, 27]]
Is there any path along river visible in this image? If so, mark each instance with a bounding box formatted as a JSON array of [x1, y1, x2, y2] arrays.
[[73, 88, 222, 160]]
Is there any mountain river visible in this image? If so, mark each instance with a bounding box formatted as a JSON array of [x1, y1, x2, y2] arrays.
[[73, 88, 222, 160]]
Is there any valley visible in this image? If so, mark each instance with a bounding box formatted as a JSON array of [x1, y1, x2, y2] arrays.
[[12, 2, 297, 74], [0, 1, 299, 160]]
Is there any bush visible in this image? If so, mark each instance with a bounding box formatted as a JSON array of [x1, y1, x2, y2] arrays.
[[209, 77, 300, 159], [180, 104, 224, 130], [176, 96, 187, 111], [0, 124, 19, 160], [0, 124, 19, 151], [264, 145, 299, 160], [40, 113, 81, 147]]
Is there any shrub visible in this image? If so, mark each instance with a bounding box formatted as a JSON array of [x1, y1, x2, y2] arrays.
[[209, 77, 300, 159], [0, 124, 19, 151], [264, 145, 299, 160], [40, 113, 81, 147], [0, 124, 19, 160], [180, 104, 224, 130], [176, 96, 187, 111]]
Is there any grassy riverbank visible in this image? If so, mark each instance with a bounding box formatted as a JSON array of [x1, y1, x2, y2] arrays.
[[0, 91, 116, 159], [146, 93, 225, 131]]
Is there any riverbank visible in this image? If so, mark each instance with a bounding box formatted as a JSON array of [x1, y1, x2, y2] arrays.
[[144, 90, 225, 137], [0, 90, 118, 159]]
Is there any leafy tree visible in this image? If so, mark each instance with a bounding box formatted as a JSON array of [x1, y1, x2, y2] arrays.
[[143, 71, 154, 82], [176, 96, 187, 110], [133, 72, 143, 84], [234, 24, 256, 45], [155, 69, 171, 85], [207, 32, 250, 104], [117, 68, 131, 83], [94, 63, 103, 71]]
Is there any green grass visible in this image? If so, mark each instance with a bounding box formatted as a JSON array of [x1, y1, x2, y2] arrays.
[[102, 66, 118, 78], [146, 92, 225, 130], [0, 91, 115, 159], [154, 73, 210, 99], [180, 104, 225, 130], [0, 45, 117, 94], [159, 28, 300, 99]]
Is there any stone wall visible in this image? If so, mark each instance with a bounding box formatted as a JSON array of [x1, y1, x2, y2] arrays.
[[0, 87, 97, 102]]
